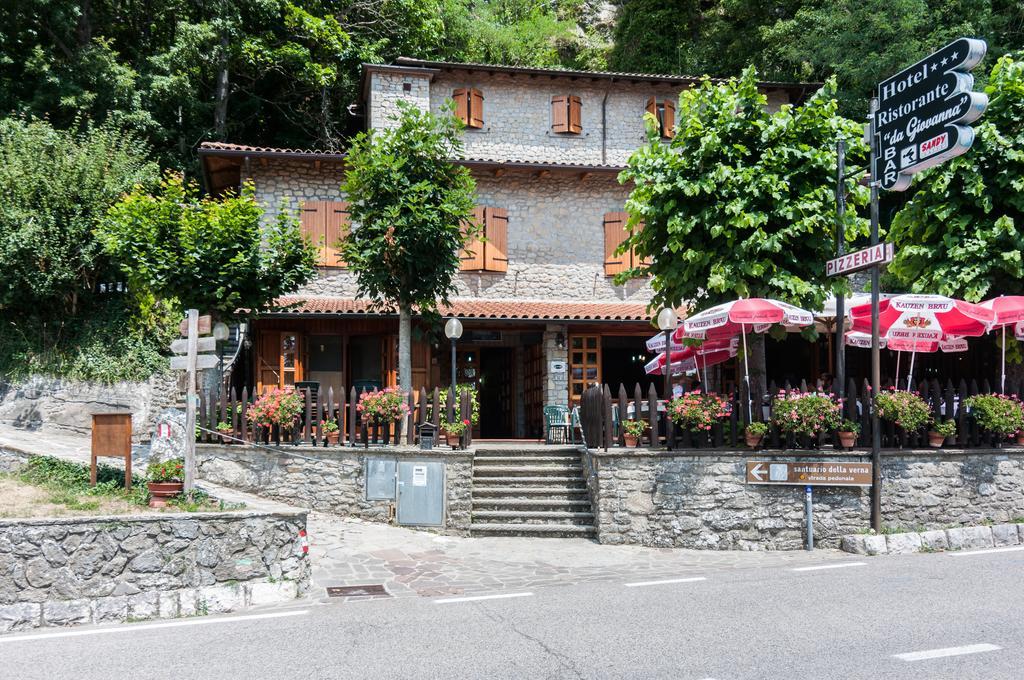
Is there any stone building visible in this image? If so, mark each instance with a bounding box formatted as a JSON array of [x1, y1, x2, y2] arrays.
[[199, 59, 813, 439]]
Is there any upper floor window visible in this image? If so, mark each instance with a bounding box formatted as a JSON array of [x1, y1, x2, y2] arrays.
[[603, 212, 649, 277], [453, 88, 484, 129], [461, 206, 509, 272], [551, 95, 582, 134], [646, 97, 675, 139], [300, 200, 350, 267]]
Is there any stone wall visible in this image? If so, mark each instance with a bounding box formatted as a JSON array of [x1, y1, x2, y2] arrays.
[[0, 373, 181, 440], [0, 509, 309, 632], [367, 68, 433, 131], [583, 449, 1024, 550], [196, 444, 473, 535]]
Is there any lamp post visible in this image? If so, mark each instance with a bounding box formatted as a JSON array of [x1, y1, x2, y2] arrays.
[[657, 308, 678, 450], [212, 321, 230, 390], [444, 318, 463, 423]]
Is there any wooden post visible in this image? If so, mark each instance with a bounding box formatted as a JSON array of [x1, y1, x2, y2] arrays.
[[617, 384, 627, 447], [184, 309, 198, 491], [647, 384, 658, 446], [602, 384, 613, 451], [349, 386, 358, 446]]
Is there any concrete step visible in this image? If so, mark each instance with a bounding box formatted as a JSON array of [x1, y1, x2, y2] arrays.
[[472, 510, 595, 523], [473, 455, 581, 464], [472, 486, 589, 498], [473, 498, 592, 509], [474, 448, 581, 456], [469, 523, 596, 537], [469, 475, 586, 486], [473, 465, 582, 475]]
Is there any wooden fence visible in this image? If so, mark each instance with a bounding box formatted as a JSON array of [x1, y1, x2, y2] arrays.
[[579, 377, 1024, 451], [197, 385, 474, 448]]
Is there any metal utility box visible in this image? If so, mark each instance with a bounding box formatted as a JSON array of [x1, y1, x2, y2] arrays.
[[396, 461, 445, 526], [365, 458, 397, 500]]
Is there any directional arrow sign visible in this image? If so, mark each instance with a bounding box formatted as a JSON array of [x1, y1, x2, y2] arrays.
[[746, 461, 873, 487], [875, 37, 988, 191], [170, 337, 217, 354], [169, 354, 219, 371], [749, 462, 766, 482]]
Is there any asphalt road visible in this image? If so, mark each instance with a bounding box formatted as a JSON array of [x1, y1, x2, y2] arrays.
[[3, 547, 1023, 680]]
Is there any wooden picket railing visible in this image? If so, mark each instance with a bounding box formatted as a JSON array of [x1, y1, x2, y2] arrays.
[[579, 377, 1024, 451], [197, 385, 474, 448]]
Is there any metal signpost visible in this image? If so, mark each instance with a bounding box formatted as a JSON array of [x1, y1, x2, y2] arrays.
[[830, 37, 988, 532], [169, 310, 217, 491]]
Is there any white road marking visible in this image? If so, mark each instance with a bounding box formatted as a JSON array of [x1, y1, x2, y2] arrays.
[[0, 609, 309, 644], [950, 546, 1024, 557], [791, 562, 867, 572], [624, 577, 707, 588], [894, 643, 1001, 661], [435, 592, 534, 604]]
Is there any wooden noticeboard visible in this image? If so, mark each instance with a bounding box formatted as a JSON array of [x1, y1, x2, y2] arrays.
[[91, 413, 133, 489]]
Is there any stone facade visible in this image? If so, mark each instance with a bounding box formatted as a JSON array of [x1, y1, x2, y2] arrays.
[[0, 373, 181, 441], [196, 444, 473, 535], [582, 449, 1024, 550], [0, 509, 309, 632], [367, 67, 434, 132]]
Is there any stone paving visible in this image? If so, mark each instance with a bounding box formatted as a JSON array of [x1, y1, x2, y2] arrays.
[[306, 512, 850, 604]]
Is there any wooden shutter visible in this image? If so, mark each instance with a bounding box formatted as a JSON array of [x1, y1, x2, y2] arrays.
[[603, 212, 629, 276], [324, 201, 350, 267], [460, 206, 485, 270], [631, 220, 652, 268], [453, 88, 469, 126], [662, 99, 675, 139], [468, 88, 484, 129], [484, 207, 508, 272], [646, 97, 657, 118], [300, 201, 326, 266], [568, 95, 582, 133], [551, 95, 568, 133]]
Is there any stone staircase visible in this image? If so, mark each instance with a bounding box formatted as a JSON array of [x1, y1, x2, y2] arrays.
[[470, 446, 596, 538]]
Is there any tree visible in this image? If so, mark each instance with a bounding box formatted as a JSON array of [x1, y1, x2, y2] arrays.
[[341, 101, 477, 394], [886, 53, 1024, 301], [618, 69, 869, 404], [0, 117, 158, 317], [99, 174, 318, 316]]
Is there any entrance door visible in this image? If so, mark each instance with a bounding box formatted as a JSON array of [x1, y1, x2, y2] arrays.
[[257, 331, 302, 392], [479, 347, 516, 438]]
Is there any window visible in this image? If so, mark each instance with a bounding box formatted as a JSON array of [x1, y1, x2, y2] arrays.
[[569, 335, 601, 400], [300, 200, 350, 267], [645, 97, 675, 139], [603, 212, 650, 277], [551, 95, 582, 134], [461, 206, 509, 272], [453, 88, 484, 129]]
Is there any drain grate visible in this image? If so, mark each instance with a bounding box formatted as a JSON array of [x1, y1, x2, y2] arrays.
[[326, 584, 390, 598]]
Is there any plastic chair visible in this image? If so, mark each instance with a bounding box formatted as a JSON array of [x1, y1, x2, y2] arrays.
[[544, 405, 570, 444]]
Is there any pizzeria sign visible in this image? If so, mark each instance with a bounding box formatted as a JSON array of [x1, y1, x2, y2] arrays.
[[826, 242, 895, 277]]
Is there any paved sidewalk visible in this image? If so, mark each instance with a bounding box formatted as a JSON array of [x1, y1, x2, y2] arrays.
[[307, 512, 849, 603]]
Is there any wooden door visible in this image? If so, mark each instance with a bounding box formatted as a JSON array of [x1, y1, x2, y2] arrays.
[[569, 335, 601, 401], [256, 331, 302, 392]]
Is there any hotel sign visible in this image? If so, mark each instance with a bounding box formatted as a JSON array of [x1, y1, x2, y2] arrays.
[[826, 243, 894, 277], [875, 37, 988, 191]]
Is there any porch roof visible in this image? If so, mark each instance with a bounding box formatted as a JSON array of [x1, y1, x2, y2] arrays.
[[272, 296, 659, 323]]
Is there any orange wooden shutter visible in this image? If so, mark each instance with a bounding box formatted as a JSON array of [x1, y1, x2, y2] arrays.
[[631, 220, 652, 268], [324, 201, 350, 267], [469, 88, 484, 129], [484, 207, 508, 272], [300, 201, 326, 266], [551, 96, 568, 133], [662, 99, 675, 138], [646, 96, 657, 118], [453, 88, 469, 125], [603, 212, 629, 276], [460, 206, 485, 270], [568, 95, 582, 133]]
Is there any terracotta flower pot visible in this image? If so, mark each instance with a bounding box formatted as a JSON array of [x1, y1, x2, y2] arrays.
[[837, 431, 858, 450], [1015, 432, 1024, 447], [147, 481, 184, 508], [623, 434, 639, 448], [325, 431, 339, 446], [744, 432, 763, 449], [927, 432, 946, 448], [444, 431, 461, 449]]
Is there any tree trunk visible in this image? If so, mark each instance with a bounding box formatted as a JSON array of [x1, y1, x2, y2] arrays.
[[214, 32, 230, 140], [397, 304, 412, 441], [745, 332, 768, 422], [77, 0, 92, 46]]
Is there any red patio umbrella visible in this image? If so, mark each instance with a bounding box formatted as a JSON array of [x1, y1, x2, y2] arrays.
[[979, 296, 1024, 392]]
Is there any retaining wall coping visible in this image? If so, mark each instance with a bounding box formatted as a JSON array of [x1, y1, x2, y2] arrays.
[[586, 447, 1024, 459], [197, 443, 474, 460], [0, 507, 307, 529]]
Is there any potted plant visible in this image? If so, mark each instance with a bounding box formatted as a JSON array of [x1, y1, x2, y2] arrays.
[[928, 419, 956, 448], [322, 419, 340, 446], [964, 394, 1024, 446], [440, 418, 470, 448], [621, 419, 648, 448], [357, 387, 411, 442], [146, 457, 184, 508], [246, 386, 305, 445], [1017, 428, 1024, 447], [667, 392, 731, 433], [215, 421, 232, 444], [836, 419, 860, 449], [744, 422, 768, 449], [771, 391, 841, 447], [874, 389, 932, 438]]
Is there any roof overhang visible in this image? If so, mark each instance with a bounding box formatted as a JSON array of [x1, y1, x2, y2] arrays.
[[359, 63, 441, 105]]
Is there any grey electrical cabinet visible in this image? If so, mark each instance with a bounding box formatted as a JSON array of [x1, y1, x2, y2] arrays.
[[396, 461, 445, 526], [365, 458, 397, 500]]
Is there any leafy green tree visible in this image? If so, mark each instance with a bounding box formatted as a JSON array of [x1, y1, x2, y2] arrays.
[[341, 101, 476, 393], [618, 69, 869, 403], [0, 117, 158, 317], [99, 174, 317, 316], [887, 54, 1024, 301]]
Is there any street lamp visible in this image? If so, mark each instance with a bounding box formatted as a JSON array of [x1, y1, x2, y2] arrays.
[[213, 321, 230, 388], [656, 308, 678, 450], [444, 318, 463, 421]]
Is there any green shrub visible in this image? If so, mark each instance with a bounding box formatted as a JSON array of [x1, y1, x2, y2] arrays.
[[964, 394, 1024, 437]]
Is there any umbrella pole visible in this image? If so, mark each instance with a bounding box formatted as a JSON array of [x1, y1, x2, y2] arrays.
[[1002, 326, 1007, 394], [741, 323, 752, 422], [694, 353, 703, 388], [907, 349, 916, 391], [895, 351, 900, 388]]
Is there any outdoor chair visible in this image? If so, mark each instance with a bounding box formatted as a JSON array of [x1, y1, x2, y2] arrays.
[[544, 405, 570, 444]]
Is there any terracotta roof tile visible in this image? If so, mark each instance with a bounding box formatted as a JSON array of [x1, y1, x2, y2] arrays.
[[273, 296, 658, 322], [198, 142, 346, 157]]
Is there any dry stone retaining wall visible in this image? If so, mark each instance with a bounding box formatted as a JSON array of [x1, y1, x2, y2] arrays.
[[583, 449, 1024, 550]]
